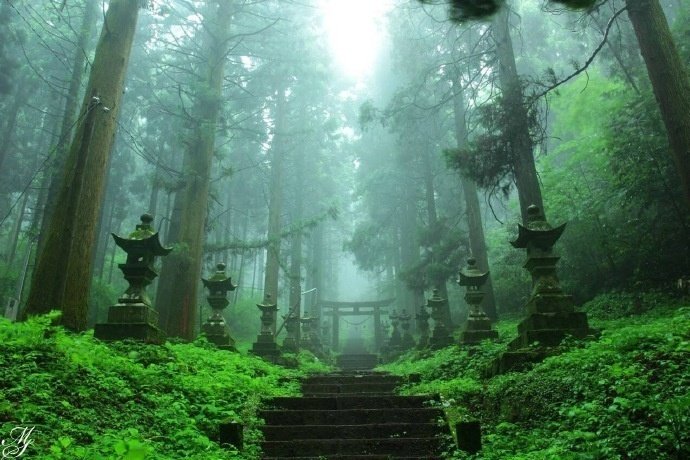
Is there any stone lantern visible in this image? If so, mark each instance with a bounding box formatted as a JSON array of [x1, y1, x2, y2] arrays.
[[95, 214, 170, 343], [415, 304, 430, 349], [399, 311, 415, 350], [458, 257, 498, 345], [507, 205, 590, 349], [282, 310, 300, 353], [200, 263, 237, 351], [428, 289, 452, 349], [388, 310, 402, 351], [251, 294, 280, 360], [300, 315, 322, 354]]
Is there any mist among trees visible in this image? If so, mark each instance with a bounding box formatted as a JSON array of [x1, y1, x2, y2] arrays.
[[1, 0, 689, 458]]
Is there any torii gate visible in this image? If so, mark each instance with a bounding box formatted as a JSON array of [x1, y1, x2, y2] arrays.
[[320, 299, 395, 352]]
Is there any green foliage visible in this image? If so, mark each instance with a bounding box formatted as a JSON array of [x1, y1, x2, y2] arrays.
[[538, 71, 690, 301], [226, 295, 263, 344], [0, 313, 321, 459], [485, 223, 530, 314], [379, 303, 690, 459]]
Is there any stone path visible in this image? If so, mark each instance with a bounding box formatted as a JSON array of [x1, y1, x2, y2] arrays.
[[261, 358, 448, 459]]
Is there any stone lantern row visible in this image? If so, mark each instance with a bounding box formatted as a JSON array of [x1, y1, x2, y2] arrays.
[[382, 254, 498, 357], [94, 214, 239, 350], [383, 203, 593, 365], [97, 204, 592, 370]]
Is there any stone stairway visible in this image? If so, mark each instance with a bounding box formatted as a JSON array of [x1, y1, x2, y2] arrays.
[[261, 372, 448, 459], [336, 353, 379, 371]]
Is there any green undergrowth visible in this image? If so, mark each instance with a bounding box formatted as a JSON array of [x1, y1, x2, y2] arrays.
[[380, 293, 690, 459], [0, 312, 330, 459]]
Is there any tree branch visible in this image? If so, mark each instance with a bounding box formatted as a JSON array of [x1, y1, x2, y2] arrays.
[[529, 6, 627, 104]]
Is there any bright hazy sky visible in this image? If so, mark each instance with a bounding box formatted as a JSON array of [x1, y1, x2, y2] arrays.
[[319, 0, 393, 80]]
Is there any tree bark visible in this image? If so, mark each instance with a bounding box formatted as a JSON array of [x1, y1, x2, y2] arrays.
[[23, 0, 141, 331], [307, 223, 324, 318], [155, 0, 233, 340], [492, 6, 545, 221], [626, 0, 690, 209], [263, 91, 287, 332], [452, 83, 498, 320], [37, 0, 98, 256], [288, 137, 306, 344], [421, 149, 451, 323]]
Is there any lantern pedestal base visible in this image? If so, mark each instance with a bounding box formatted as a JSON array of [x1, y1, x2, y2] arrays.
[[94, 302, 165, 344], [509, 310, 590, 349], [429, 331, 453, 350], [251, 335, 281, 361], [94, 322, 165, 344], [401, 332, 416, 350], [202, 321, 237, 351], [460, 311, 499, 345], [282, 338, 299, 353]]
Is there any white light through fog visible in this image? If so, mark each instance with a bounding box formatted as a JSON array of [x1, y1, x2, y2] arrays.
[[320, 0, 392, 80]]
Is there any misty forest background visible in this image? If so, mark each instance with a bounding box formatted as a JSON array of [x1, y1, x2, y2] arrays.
[[1, 0, 690, 459]]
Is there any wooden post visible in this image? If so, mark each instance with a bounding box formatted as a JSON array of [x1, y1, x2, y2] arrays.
[[456, 421, 481, 454], [219, 422, 243, 451]]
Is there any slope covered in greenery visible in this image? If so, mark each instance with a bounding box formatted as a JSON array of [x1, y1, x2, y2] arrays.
[[0, 312, 329, 459], [382, 293, 690, 459]]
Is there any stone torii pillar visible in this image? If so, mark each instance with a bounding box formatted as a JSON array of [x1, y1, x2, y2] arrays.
[[373, 306, 382, 352], [331, 311, 340, 352]]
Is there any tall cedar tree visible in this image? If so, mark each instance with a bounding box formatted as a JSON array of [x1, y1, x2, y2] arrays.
[[262, 90, 287, 334], [452, 82, 498, 320], [625, 0, 690, 209], [23, 0, 141, 331], [155, 0, 233, 340], [492, 5, 545, 221]]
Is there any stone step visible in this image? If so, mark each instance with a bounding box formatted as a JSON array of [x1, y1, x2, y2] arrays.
[[269, 396, 437, 411], [261, 438, 442, 457], [261, 423, 443, 440], [336, 354, 379, 371], [261, 408, 444, 426], [302, 382, 398, 395], [304, 374, 402, 385]]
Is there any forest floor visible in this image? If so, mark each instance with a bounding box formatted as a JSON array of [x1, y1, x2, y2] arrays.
[[381, 291, 690, 459], [1, 291, 688, 459]]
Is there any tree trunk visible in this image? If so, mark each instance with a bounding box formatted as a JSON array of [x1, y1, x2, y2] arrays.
[[155, 0, 233, 340], [263, 91, 287, 332], [452, 83, 498, 320], [307, 223, 324, 317], [0, 88, 26, 173], [37, 0, 98, 256], [23, 0, 141, 331], [492, 6, 545, 221], [626, 0, 690, 209], [421, 149, 451, 323], [5, 191, 29, 266]]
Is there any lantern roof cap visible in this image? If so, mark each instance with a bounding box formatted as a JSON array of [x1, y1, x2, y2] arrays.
[[510, 205, 566, 249], [202, 263, 237, 291], [112, 214, 171, 256], [458, 256, 489, 287]]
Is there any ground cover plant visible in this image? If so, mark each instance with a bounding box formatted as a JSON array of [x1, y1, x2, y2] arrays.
[[381, 292, 690, 459], [0, 312, 331, 459]]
